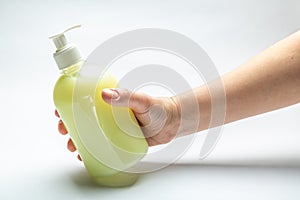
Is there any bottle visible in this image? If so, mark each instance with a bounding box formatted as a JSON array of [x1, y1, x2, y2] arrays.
[[50, 25, 148, 187]]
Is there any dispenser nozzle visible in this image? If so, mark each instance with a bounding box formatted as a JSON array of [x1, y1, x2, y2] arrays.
[[49, 24, 83, 70]]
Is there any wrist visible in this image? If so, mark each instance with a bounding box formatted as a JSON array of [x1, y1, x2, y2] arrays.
[[169, 95, 181, 124]]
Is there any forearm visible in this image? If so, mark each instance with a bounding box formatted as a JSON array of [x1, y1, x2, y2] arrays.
[[175, 30, 300, 134], [223, 30, 300, 123]]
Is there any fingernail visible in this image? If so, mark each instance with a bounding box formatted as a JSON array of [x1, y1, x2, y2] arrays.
[[55, 110, 60, 117], [77, 154, 82, 161], [103, 88, 120, 100]]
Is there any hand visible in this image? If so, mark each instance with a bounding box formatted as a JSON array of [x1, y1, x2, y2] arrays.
[[55, 110, 82, 161], [101, 88, 181, 146], [55, 88, 181, 160]]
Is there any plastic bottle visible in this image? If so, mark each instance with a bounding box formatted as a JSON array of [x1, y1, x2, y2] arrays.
[[50, 25, 148, 187]]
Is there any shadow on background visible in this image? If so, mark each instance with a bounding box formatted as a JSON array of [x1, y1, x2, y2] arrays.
[[68, 157, 300, 191]]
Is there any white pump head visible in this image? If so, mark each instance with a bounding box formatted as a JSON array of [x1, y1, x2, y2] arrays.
[[49, 24, 83, 70]]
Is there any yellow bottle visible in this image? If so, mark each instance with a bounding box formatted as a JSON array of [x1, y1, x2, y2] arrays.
[[50, 25, 148, 187]]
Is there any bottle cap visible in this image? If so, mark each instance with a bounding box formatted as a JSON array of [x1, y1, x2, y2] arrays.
[[49, 24, 83, 70]]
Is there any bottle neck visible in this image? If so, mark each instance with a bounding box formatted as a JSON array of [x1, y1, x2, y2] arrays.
[[61, 60, 83, 76]]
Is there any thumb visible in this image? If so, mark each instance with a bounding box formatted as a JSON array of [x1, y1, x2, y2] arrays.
[[101, 88, 151, 114]]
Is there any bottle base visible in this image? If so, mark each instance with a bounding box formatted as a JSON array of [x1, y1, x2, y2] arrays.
[[91, 172, 139, 187]]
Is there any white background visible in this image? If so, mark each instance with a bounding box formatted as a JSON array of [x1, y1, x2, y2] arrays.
[[1, 0, 300, 199]]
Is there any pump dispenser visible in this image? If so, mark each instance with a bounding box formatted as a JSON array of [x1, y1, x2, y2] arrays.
[[50, 25, 148, 187], [49, 25, 83, 70]]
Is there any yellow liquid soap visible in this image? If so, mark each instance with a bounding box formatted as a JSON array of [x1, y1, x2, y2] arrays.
[[53, 61, 148, 187]]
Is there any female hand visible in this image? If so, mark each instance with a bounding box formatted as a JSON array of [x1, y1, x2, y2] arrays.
[[55, 88, 181, 160]]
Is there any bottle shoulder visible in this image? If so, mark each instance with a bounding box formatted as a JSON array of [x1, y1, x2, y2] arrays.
[[53, 75, 77, 104], [55, 74, 77, 87]]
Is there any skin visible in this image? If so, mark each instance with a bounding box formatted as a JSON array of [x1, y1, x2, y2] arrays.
[[56, 30, 300, 161]]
